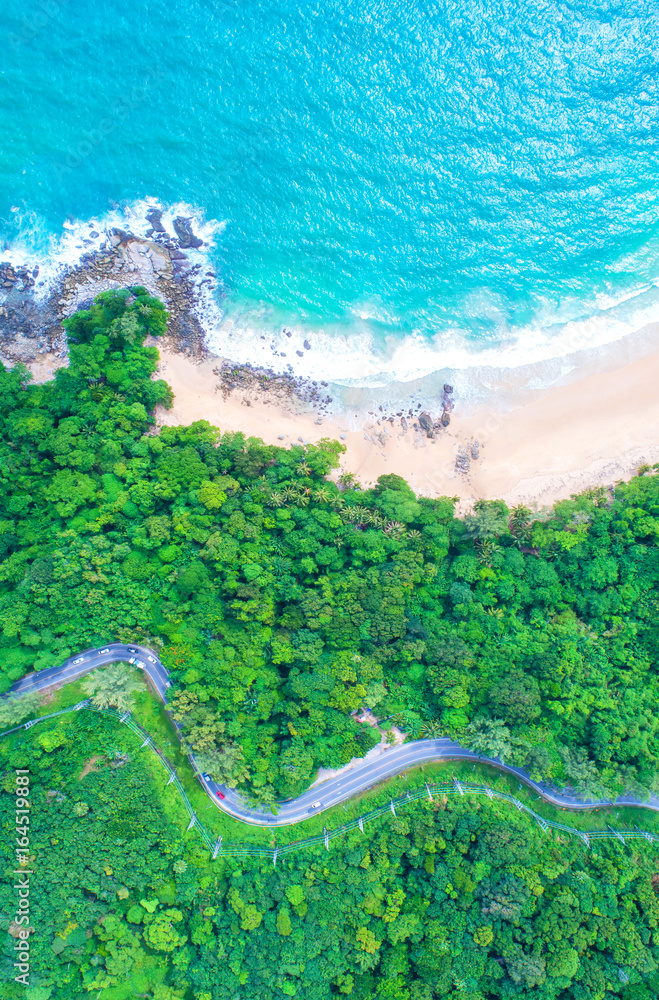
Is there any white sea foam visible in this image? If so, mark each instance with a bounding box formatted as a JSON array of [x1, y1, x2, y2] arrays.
[[202, 282, 659, 386], [3, 200, 659, 412]]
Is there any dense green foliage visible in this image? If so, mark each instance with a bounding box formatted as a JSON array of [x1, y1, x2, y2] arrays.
[[3, 717, 659, 999], [1, 291, 659, 808]]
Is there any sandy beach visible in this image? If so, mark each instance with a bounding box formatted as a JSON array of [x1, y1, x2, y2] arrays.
[[153, 337, 659, 509]]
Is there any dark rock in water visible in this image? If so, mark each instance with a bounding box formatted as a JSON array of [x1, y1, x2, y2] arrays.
[[170, 249, 188, 260], [419, 412, 434, 438], [304, 339, 311, 350], [146, 209, 167, 233], [296, 350, 304, 357], [443, 383, 454, 393], [173, 216, 203, 249], [111, 228, 130, 245], [441, 411, 451, 427], [89, 230, 99, 239], [32, 266, 39, 278], [284, 329, 292, 338]]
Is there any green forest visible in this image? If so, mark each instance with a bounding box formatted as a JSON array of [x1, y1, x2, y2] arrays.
[[2, 710, 659, 1000], [2, 290, 659, 997], [1, 289, 658, 804]]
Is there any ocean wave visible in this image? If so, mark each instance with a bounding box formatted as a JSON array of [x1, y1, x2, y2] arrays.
[[3, 201, 659, 412], [201, 280, 659, 389]]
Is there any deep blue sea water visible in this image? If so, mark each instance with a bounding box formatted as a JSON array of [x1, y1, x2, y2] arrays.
[[2, 0, 659, 396]]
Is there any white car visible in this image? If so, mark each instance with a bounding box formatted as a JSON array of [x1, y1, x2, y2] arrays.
[[72, 657, 84, 665], [147, 656, 156, 663], [97, 648, 110, 654], [127, 647, 137, 654], [307, 801, 322, 812]]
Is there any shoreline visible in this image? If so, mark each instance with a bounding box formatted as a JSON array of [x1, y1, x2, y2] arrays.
[[154, 339, 659, 508], [4, 207, 656, 509]]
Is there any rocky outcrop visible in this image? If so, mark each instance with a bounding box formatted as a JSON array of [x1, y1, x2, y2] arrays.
[[173, 217, 203, 249], [145, 208, 167, 233], [214, 360, 335, 415], [0, 228, 211, 365]]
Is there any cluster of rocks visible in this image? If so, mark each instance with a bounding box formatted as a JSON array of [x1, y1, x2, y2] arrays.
[[269, 326, 314, 361], [0, 211, 212, 366], [0, 287, 64, 365], [455, 439, 480, 475], [407, 384, 455, 438], [214, 360, 334, 417], [0, 262, 38, 292]]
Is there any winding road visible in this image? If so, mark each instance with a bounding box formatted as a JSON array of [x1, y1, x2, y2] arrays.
[[7, 643, 659, 826]]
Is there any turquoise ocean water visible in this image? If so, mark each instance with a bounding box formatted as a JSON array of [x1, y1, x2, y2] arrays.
[[2, 0, 659, 400]]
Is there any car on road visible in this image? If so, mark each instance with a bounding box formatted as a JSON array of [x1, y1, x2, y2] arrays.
[[127, 647, 137, 653], [128, 658, 145, 668], [97, 648, 110, 654], [146, 655, 156, 663], [72, 657, 85, 665], [307, 801, 322, 812], [215, 791, 226, 800]]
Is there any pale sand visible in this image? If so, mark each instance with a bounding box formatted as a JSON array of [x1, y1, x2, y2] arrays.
[[153, 344, 659, 507]]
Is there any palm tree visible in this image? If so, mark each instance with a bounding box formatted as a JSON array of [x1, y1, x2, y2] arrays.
[[82, 663, 142, 713], [475, 538, 501, 567], [509, 504, 532, 546], [420, 720, 443, 739], [281, 486, 297, 502], [296, 462, 311, 477], [338, 471, 359, 489], [267, 492, 285, 508], [0, 691, 42, 728], [313, 486, 331, 503]]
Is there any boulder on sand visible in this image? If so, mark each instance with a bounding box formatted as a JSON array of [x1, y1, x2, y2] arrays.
[[419, 412, 434, 438]]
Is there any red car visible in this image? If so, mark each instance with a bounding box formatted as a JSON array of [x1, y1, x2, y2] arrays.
[[216, 791, 226, 800]]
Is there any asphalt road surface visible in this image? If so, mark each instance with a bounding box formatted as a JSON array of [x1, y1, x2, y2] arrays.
[[7, 644, 659, 827]]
